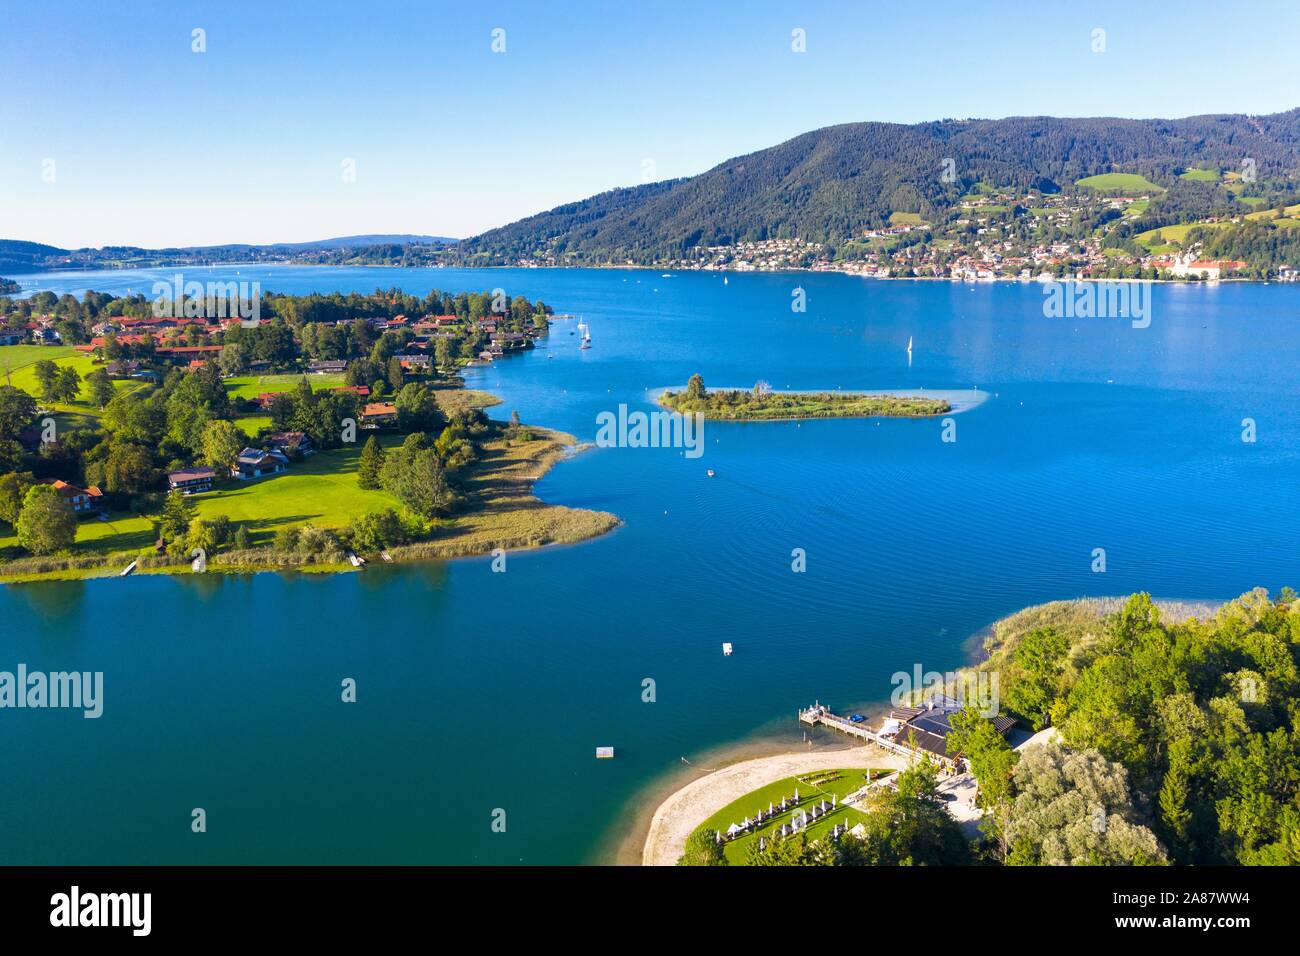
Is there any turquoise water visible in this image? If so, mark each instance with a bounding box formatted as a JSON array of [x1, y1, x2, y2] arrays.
[[2, 268, 1298, 864]]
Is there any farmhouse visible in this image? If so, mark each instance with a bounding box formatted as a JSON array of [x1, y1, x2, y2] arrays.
[[360, 402, 398, 427], [308, 360, 348, 374], [167, 467, 217, 494], [231, 447, 289, 480], [267, 431, 314, 456], [43, 479, 104, 514]]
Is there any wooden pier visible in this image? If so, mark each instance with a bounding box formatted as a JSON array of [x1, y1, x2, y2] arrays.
[[799, 704, 930, 763]]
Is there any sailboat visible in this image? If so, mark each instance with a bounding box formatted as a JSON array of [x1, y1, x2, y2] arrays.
[[907, 336, 913, 364], [723, 276, 729, 285], [578, 321, 591, 349]]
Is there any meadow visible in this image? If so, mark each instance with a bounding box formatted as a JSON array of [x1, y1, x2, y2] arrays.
[[0, 344, 143, 415], [689, 769, 890, 864], [1075, 172, 1165, 194]]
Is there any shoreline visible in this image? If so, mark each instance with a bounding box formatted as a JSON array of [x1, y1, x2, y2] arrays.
[[0, 422, 621, 587], [9, 262, 1292, 285], [639, 744, 909, 866]]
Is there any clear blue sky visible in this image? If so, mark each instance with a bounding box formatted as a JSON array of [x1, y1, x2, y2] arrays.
[[3, 0, 1297, 249]]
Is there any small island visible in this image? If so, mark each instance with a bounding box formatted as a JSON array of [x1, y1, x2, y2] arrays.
[[658, 375, 951, 421]]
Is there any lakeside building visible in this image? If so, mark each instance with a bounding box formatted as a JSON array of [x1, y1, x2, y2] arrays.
[[168, 467, 217, 494], [231, 447, 289, 480], [800, 698, 1016, 770], [42, 479, 104, 514]]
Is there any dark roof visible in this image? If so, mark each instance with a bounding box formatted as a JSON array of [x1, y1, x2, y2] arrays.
[[169, 467, 216, 482]]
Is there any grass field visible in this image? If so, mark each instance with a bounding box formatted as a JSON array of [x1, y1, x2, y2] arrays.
[[1134, 220, 1232, 248], [888, 211, 924, 226], [224, 372, 345, 400], [1247, 202, 1300, 221], [1075, 172, 1165, 194], [689, 769, 892, 864], [1179, 168, 1220, 182], [0, 344, 142, 415]]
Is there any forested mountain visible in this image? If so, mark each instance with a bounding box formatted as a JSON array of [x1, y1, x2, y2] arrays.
[[459, 110, 1300, 263], [0, 236, 457, 274]]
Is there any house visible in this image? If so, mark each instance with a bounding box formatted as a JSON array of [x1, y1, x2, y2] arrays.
[[1165, 255, 1248, 280], [877, 700, 1016, 768], [360, 402, 398, 427], [0, 331, 24, 346], [333, 384, 371, 398], [308, 360, 348, 374], [396, 353, 431, 371], [168, 466, 217, 494], [267, 431, 314, 457], [231, 447, 289, 480], [42, 479, 104, 514], [105, 360, 140, 378]]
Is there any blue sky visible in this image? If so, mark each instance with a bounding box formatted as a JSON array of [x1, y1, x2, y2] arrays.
[[2, 0, 1297, 249]]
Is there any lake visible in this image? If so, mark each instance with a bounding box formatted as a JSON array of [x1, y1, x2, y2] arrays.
[[2, 267, 1298, 864]]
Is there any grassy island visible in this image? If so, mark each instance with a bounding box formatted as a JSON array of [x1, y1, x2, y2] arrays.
[[658, 375, 950, 420]]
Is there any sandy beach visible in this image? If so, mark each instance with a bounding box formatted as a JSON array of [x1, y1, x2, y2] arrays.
[[641, 744, 908, 866]]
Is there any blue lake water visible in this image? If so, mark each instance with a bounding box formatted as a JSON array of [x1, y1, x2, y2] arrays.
[[2, 267, 1298, 864]]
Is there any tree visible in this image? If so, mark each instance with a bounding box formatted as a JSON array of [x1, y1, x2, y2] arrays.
[[1003, 626, 1070, 730], [52, 366, 81, 403], [200, 419, 245, 471], [217, 342, 247, 377], [157, 489, 197, 545], [357, 435, 385, 489], [386, 356, 405, 392], [394, 382, 443, 433], [1005, 742, 1167, 866], [345, 508, 412, 552], [686, 373, 706, 400], [85, 367, 115, 409], [0, 385, 37, 439], [678, 829, 729, 866], [15, 483, 77, 554], [0, 471, 36, 525], [91, 441, 158, 495], [33, 359, 59, 399], [947, 705, 1019, 859], [388, 448, 455, 519]]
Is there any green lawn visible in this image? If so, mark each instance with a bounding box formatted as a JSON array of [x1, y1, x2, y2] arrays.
[[1075, 172, 1165, 194], [0, 344, 142, 416], [0, 510, 156, 558], [0, 442, 401, 557], [888, 211, 924, 226], [1179, 168, 1220, 182], [188, 442, 400, 543], [1135, 220, 1232, 248], [224, 372, 346, 401], [690, 769, 893, 864]]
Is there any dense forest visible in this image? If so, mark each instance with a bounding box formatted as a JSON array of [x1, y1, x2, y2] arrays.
[[459, 110, 1300, 264], [683, 591, 1300, 867]]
